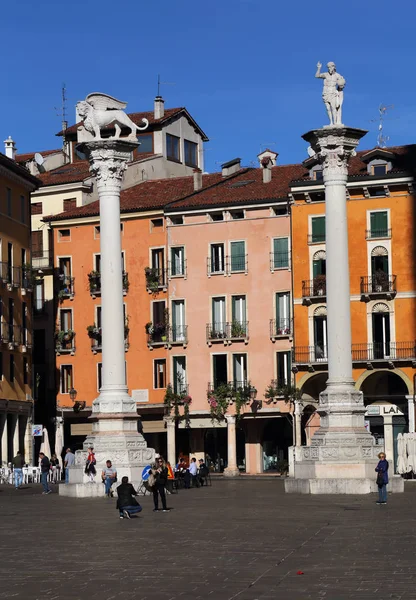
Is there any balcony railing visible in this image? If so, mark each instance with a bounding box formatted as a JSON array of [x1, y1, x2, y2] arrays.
[[55, 331, 75, 354], [147, 325, 188, 348], [0, 262, 21, 288], [172, 382, 189, 396], [145, 267, 167, 292], [1, 324, 22, 347], [206, 321, 249, 343], [207, 380, 250, 397], [88, 271, 129, 296], [270, 318, 292, 339], [167, 325, 188, 345], [308, 233, 325, 244], [57, 275, 75, 299], [302, 277, 326, 302], [292, 345, 328, 364], [21, 268, 33, 291], [207, 255, 248, 276], [365, 228, 391, 240], [270, 252, 290, 271], [351, 342, 416, 362], [90, 328, 130, 353], [360, 274, 396, 298], [168, 260, 187, 279], [32, 250, 54, 270]]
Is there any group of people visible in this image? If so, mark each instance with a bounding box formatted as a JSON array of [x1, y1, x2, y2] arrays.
[[175, 456, 209, 488]]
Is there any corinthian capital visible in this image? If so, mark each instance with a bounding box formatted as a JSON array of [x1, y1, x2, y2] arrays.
[[79, 139, 138, 192]]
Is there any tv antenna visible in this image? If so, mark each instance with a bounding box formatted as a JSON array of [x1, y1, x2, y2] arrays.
[[371, 104, 394, 148], [54, 83, 69, 158], [157, 74, 175, 97]]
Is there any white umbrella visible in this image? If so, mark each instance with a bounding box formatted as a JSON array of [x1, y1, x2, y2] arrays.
[[39, 427, 51, 460], [405, 434, 413, 473], [396, 433, 407, 475], [55, 421, 64, 469], [411, 434, 416, 476]]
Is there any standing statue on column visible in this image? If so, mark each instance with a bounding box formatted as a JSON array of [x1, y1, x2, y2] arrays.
[[315, 62, 346, 126]]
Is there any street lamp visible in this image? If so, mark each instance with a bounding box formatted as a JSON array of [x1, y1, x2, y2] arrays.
[[69, 388, 77, 402], [249, 386, 257, 401]]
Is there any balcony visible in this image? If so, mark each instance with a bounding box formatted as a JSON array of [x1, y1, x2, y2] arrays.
[[360, 274, 396, 301], [207, 255, 248, 277], [270, 318, 292, 340], [352, 342, 416, 366], [207, 380, 252, 403], [57, 275, 75, 300], [88, 271, 129, 297], [1, 324, 22, 349], [270, 252, 290, 272], [89, 327, 130, 353], [20, 267, 33, 294], [292, 345, 328, 369], [55, 330, 75, 355], [308, 233, 325, 244], [32, 250, 54, 270], [146, 324, 188, 349], [168, 260, 187, 279], [302, 276, 326, 305], [0, 262, 21, 290], [206, 321, 249, 345], [145, 267, 167, 293], [365, 228, 391, 240]]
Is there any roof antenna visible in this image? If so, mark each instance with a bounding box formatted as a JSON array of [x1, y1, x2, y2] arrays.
[[371, 104, 394, 148], [54, 83, 69, 162], [157, 74, 175, 97]]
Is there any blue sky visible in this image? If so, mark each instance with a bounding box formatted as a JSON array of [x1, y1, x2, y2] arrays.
[[2, 0, 416, 172]]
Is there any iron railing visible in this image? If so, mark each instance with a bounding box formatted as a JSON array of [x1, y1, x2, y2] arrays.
[[172, 382, 189, 396], [351, 342, 416, 361], [308, 233, 325, 244], [21, 328, 32, 349], [207, 381, 250, 396], [57, 275, 75, 298], [1, 324, 22, 346], [91, 328, 129, 352], [145, 267, 167, 291], [270, 252, 290, 271], [0, 262, 21, 287], [360, 275, 396, 295], [207, 255, 248, 276], [365, 228, 391, 240], [206, 321, 249, 341], [292, 345, 328, 364], [168, 260, 187, 278], [55, 331, 75, 353], [88, 271, 129, 295], [32, 250, 54, 270], [302, 277, 326, 298], [270, 318, 292, 338]]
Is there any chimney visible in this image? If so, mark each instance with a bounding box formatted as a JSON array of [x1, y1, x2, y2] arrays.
[[154, 96, 165, 119], [221, 158, 241, 177], [261, 156, 272, 183], [4, 136, 17, 160], [193, 168, 202, 191]]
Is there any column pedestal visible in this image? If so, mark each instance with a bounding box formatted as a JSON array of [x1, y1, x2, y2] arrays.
[[60, 129, 154, 498], [286, 125, 403, 494], [224, 415, 240, 477]]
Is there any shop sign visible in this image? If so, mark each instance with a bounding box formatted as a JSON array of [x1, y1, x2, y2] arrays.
[[366, 405, 380, 416]]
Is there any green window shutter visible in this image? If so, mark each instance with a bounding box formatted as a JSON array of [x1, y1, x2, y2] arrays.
[[230, 241, 245, 271], [311, 217, 325, 242], [370, 212, 388, 236], [273, 238, 289, 268]]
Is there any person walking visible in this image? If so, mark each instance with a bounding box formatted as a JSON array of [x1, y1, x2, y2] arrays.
[[375, 452, 389, 505], [50, 454, 60, 484], [85, 447, 96, 483], [150, 456, 170, 512], [189, 457, 200, 488], [116, 476, 142, 519], [198, 458, 209, 487], [64, 448, 75, 484], [39, 452, 51, 494], [101, 460, 117, 497], [12, 451, 24, 490]]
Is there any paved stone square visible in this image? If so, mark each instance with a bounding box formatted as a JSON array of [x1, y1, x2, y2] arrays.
[[1, 479, 416, 599]]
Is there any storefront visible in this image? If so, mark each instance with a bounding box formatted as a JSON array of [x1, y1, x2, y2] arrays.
[[365, 402, 407, 472]]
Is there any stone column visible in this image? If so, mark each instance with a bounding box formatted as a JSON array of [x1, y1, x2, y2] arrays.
[[294, 401, 303, 447], [224, 415, 239, 476], [60, 122, 154, 497], [165, 417, 176, 467], [406, 396, 415, 433], [383, 415, 394, 462], [11, 414, 19, 457]]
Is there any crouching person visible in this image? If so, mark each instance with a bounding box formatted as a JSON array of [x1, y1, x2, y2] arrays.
[[116, 476, 142, 519]]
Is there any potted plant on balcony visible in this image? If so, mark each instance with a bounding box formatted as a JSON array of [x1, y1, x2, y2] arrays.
[[207, 383, 233, 423], [55, 329, 75, 348], [144, 267, 160, 293], [313, 274, 326, 297], [122, 272, 129, 293], [373, 269, 389, 292], [234, 381, 252, 420], [231, 321, 247, 338], [86, 324, 100, 339], [88, 270, 100, 294]]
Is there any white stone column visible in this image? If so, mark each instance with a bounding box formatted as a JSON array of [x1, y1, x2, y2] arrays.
[[406, 395, 415, 433], [294, 401, 303, 447], [165, 417, 176, 467], [224, 415, 239, 476], [383, 415, 394, 462]]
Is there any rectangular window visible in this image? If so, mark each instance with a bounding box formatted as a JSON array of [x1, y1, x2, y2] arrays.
[[313, 169, 323, 181], [170, 246, 185, 277], [212, 354, 228, 389], [151, 218, 164, 231], [231, 295, 247, 337], [184, 140, 197, 167], [61, 365, 73, 393], [60, 309, 72, 331], [137, 133, 153, 153], [370, 211, 388, 238], [230, 241, 246, 272], [273, 238, 289, 269], [58, 229, 71, 241], [210, 243, 225, 274], [94, 226, 101, 239], [9, 355, 14, 382], [20, 195, 26, 223], [172, 300, 186, 342], [230, 210, 244, 220], [311, 216, 325, 243], [276, 351, 291, 387], [372, 164, 387, 176], [170, 215, 184, 225], [31, 202, 43, 215], [233, 353, 247, 386], [23, 357, 28, 385], [34, 280, 44, 313], [154, 359, 166, 389], [97, 363, 102, 391], [172, 356, 186, 394], [7, 243, 13, 283], [276, 292, 290, 334], [273, 205, 288, 216], [32, 231, 43, 258], [211, 213, 224, 222], [6, 188, 12, 217], [166, 134, 180, 161], [63, 198, 76, 212], [212, 296, 226, 336]]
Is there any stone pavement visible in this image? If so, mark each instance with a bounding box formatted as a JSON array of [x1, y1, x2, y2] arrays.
[[1, 479, 416, 600]]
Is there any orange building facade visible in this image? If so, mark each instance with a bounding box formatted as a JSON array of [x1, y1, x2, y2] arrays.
[[290, 145, 416, 467]]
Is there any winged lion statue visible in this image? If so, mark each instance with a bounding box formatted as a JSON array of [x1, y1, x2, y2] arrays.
[[76, 93, 149, 140]]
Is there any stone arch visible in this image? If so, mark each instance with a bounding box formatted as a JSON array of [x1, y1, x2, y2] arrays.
[[313, 305, 327, 317], [372, 302, 389, 313], [298, 372, 327, 403], [313, 249, 326, 261], [371, 245, 388, 257], [355, 368, 412, 397]]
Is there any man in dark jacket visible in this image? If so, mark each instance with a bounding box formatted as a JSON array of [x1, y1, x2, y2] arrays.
[[39, 452, 51, 495], [12, 451, 24, 490], [116, 476, 142, 519]]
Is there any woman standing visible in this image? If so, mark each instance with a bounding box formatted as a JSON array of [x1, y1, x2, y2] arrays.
[[85, 446, 96, 483], [50, 454, 60, 484], [150, 456, 170, 512], [375, 452, 389, 504]]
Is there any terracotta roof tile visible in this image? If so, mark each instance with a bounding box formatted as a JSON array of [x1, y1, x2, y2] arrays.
[[37, 161, 92, 186], [16, 149, 62, 164]]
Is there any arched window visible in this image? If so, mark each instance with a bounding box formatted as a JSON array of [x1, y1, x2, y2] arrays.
[[313, 250, 326, 278], [313, 306, 327, 361], [372, 302, 390, 358]]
